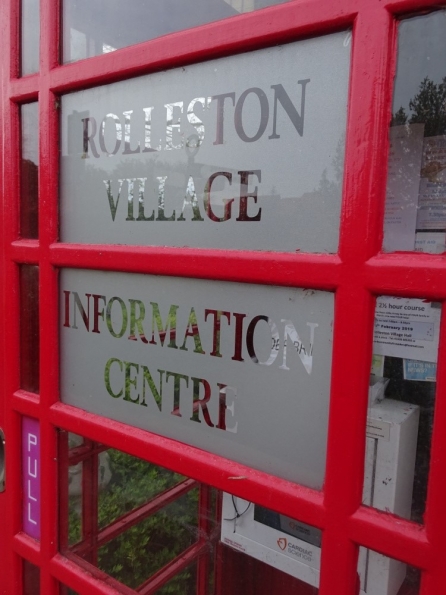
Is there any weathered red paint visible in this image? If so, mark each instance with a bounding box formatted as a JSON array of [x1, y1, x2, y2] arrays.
[[2, 0, 446, 593]]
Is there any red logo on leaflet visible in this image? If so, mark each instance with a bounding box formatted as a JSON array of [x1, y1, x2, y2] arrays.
[[277, 537, 287, 551]]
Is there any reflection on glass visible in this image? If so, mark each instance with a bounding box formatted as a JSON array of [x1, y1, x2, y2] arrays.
[[60, 435, 320, 593], [383, 10, 446, 253], [367, 296, 440, 524], [21, 103, 39, 239], [63, 0, 290, 63], [23, 560, 40, 595], [20, 266, 39, 393], [357, 549, 420, 595], [21, 0, 39, 75]]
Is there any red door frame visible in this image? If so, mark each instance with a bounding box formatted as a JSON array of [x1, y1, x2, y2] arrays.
[[2, 0, 446, 593]]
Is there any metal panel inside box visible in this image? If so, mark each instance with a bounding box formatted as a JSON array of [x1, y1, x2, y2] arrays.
[[221, 399, 420, 595]]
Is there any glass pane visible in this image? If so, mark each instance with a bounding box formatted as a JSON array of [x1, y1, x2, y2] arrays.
[[20, 265, 39, 393], [21, 0, 40, 75], [60, 435, 321, 593], [98, 489, 198, 588], [154, 562, 197, 594], [221, 543, 320, 593], [357, 549, 420, 595], [23, 560, 40, 595], [60, 31, 350, 253], [63, 0, 291, 64], [21, 103, 39, 239], [60, 269, 334, 490], [366, 296, 440, 523], [221, 496, 321, 589], [97, 449, 185, 530], [383, 10, 446, 253]]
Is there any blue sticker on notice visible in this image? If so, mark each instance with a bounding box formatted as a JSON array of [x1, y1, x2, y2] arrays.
[[403, 359, 437, 382]]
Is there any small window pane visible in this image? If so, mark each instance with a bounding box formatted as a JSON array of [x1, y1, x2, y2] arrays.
[[357, 548, 420, 595], [21, 0, 40, 75], [383, 10, 446, 253], [23, 560, 40, 595], [98, 489, 199, 588], [21, 103, 39, 239], [97, 450, 185, 530], [366, 296, 440, 523], [60, 435, 321, 593], [20, 265, 39, 393], [218, 541, 319, 594], [66, 432, 84, 547], [154, 562, 197, 594], [63, 0, 291, 64]]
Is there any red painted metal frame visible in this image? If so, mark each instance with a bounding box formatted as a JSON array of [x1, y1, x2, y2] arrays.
[[2, 0, 446, 593]]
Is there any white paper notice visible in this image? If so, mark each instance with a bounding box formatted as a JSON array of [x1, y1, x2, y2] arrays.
[[415, 231, 446, 254], [416, 136, 446, 230], [373, 297, 440, 363], [383, 124, 425, 252]]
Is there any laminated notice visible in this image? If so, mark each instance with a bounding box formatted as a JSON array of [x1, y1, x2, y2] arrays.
[[373, 297, 440, 363]]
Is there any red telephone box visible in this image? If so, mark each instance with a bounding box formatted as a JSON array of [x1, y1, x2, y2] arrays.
[[1, 1, 446, 594]]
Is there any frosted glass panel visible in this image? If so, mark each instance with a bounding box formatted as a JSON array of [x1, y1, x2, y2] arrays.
[[60, 269, 334, 489], [61, 32, 350, 253]]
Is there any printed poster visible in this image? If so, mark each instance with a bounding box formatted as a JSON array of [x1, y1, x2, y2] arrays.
[[416, 136, 446, 231], [373, 296, 440, 363]]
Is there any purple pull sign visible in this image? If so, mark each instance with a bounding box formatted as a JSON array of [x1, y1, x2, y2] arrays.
[[22, 417, 40, 540]]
